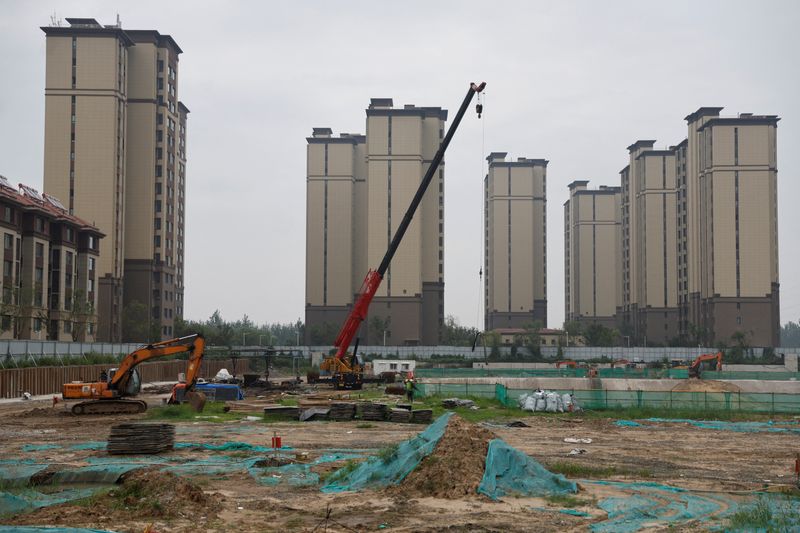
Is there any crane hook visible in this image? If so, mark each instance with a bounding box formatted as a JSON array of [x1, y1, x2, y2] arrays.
[[476, 93, 483, 118]]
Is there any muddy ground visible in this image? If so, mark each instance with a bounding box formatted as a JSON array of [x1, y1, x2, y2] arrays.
[[1, 389, 798, 532]]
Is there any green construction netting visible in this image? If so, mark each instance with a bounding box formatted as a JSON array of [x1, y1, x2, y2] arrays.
[[0, 487, 102, 516], [586, 480, 739, 533], [477, 439, 576, 499], [321, 412, 453, 493], [0, 526, 115, 533], [415, 368, 800, 381], [614, 418, 800, 434], [0, 462, 49, 488], [174, 441, 292, 453], [20, 444, 60, 452], [487, 384, 800, 414]]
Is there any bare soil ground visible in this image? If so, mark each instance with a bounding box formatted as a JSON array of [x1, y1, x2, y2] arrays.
[[1, 392, 797, 532]]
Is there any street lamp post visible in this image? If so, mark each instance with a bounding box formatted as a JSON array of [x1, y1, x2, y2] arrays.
[[295, 330, 299, 346], [383, 330, 387, 346]]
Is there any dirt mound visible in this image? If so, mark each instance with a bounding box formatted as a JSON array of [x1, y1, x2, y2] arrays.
[[672, 379, 740, 393], [13, 407, 65, 418], [394, 415, 495, 498], [108, 468, 214, 515]]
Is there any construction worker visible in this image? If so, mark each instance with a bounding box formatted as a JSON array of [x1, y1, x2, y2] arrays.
[[404, 374, 417, 404]]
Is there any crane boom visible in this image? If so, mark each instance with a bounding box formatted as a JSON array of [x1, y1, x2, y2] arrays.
[[332, 82, 486, 367]]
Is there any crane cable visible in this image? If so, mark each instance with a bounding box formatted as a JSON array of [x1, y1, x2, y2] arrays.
[[477, 91, 486, 332]]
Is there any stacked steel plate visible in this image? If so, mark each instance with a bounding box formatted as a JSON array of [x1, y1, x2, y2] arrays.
[[107, 423, 175, 455], [360, 402, 388, 421], [388, 408, 412, 423], [410, 409, 433, 424], [329, 402, 356, 421]]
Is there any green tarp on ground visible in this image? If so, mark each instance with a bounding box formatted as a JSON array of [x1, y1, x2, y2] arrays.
[[477, 439, 576, 499]]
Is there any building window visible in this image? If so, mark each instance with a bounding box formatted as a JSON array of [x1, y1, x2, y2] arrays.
[[154, 218, 161, 230], [155, 200, 162, 213], [154, 235, 161, 247], [2, 261, 11, 278], [155, 183, 162, 195], [88, 257, 95, 271], [3, 207, 11, 223], [64, 321, 72, 334], [33, 318, 42, 332], [157, 60, 164, 72], [35, 242, 44, 258], [34, 218, 44, 233], [3, 234, 12, 250]]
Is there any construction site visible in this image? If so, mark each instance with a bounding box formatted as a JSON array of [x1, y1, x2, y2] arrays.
[[1, 343, 800, 533]]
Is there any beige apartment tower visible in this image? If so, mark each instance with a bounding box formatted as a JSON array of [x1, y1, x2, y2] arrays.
[[564, 181, 621, 328], [615, 108, 779, 347], [305, 129, 367, 336], [42, 18, 188, 341], [679, 108, 780, 347], [305, 99, 446, 346], [484, 153, 547, 330]]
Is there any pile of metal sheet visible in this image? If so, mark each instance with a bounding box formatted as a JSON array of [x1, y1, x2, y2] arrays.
[[410, 409, 433, 424], [329, 402, 356, 421], [388, 408, 412, 423], [107, 423, 175, 455], [360, 402, 388, 421]]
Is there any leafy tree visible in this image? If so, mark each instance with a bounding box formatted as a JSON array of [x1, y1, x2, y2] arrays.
[[368, 315, 391, 345], [486, 331, 501, 360], [563, 321, 583, 346], [440, 315, 479, 347], [520, 321, 543, 358], [308, 321, 339, 345], [780, 320, 800, 347], [583, 323, 618, 347], [122, 300, 150, 342]]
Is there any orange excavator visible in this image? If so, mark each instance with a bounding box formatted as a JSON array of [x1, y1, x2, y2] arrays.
[[62, 333, 206, 415], [688, 351, 723, 379]]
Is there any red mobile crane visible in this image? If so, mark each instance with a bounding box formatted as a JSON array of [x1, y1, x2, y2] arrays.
[[319, 82, 487, 389]]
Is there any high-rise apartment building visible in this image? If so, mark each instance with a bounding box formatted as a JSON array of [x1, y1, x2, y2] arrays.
[[679, 108, 780, 346], [305, 100, 446, 346], [564, 181, 621, 328], [633, 147, 679, 343], [611, 108, 779, 346], [484, 153, 547, 330], [305, 128, 367, 333], [41, 18, 188, 341]]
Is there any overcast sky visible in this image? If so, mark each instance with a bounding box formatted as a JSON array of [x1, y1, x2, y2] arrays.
[[1, 1, 799, 331]]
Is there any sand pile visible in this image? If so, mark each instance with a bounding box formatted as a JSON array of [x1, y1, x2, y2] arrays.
[[395, 415, 495, 498], [672, 379, 740, 393]]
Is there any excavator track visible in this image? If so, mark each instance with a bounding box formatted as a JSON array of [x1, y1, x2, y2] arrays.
[[71, 399, 148, 415]]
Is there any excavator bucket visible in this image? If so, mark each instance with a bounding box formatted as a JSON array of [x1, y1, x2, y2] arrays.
[[185, 391, 206, 412]]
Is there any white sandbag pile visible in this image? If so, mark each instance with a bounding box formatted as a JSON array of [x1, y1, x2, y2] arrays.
[[518, 390, 581, 413]]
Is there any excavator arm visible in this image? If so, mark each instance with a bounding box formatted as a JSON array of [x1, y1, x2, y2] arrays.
[[64, 333, 206, 415], [112, 334, 206, 394], [688, 351, 723, 378]]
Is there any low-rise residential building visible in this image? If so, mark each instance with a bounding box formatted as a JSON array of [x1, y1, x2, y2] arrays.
[[0, 177, 103, 341]]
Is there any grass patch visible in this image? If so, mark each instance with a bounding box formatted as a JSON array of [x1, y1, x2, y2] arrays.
[[377, 444, 399, 464], [416, 395, 514, 423], [546, 461, 652, 479], [278, 397, 299, 406], [146, 401, 244, 422], [322, 459, 360, 483], [356, 423, 375, 429], [727, 496, 800, 532], [576, 406, 791, 422]]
